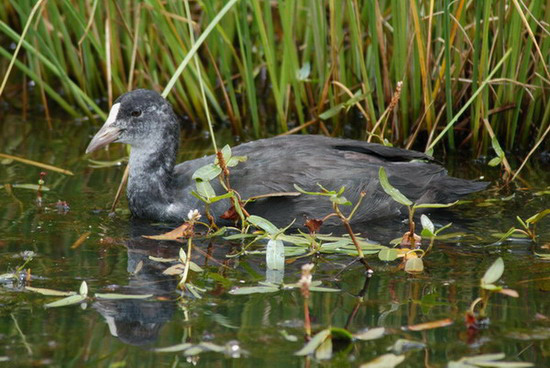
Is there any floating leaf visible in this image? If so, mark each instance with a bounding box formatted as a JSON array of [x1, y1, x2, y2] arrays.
[[248, 215, 279, 235], [404, 257, 424, 273], [229, 286, 279, 295], [79, 281, 88, 297], [280, 330, 298, 342], [143, 222, 193, 240], [45, 294, 86, 308], [12, 184, 50, 191], [481, 257, 504, 285], [309, 286, 340, 292], [387, 339, 426, 354], [192, 164, 221, 181], [378, 167, 413, 206], [25, 286, 76, 296], [378, 248, 399, 261], [449, 353, 534, 368], [359, 353, 405, 368], [154, 343, 193, 353], [354, 327, 385, 341], [499, 288, 519, 298], [95, 293, 153, 300], [315, 335, 333, 360], [295, 329, 331, 356], [148, 256, 178, 263], [407, 318, 453, 331]]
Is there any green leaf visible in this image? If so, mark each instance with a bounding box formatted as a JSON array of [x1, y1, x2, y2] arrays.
[[196, 180, 216, 199], [488, 156, 502, 167], [435, 222, 453, 235], [228, 286, 279, 295], [154, 343, 193, 353], [309, 286, 340, 292], [223, 233, 258, 240], [95, 293, 153, 300], [450, 353, 534, 368], [45, 294, 86, 308], [481, 257, 504, 285], [378, 167, 413, 206], [353, 327, 385, 341], [266, 239, 285, 270], [25, 287, 76, 296], [226, 155, 247, 167], [481, 284, 502, 291], [314, 336, 333, 360], [378, 248, 399, 261], [491, 136, 505, 158], [420, 215, 434, 236], [220, 144, 232, 162], [295, 329, 331, 356], [293, 184, 330, 196], [330, 195, 351, 206], [205, 191, 233, 204], [525, 209, 550, 225], [192, 164, 221, 181], [404, 257, 424, 273], [359, 353, 405, 368], [11, 184, 50, 191], [319, 104, 344, 120], [79, 281, 88, 297], [413, 201, 458, 209], [296, 62, 311, 81], [247, 215, 279, 235]]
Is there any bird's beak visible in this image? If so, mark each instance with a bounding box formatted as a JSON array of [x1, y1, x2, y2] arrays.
[[86, 103, 121, 154]]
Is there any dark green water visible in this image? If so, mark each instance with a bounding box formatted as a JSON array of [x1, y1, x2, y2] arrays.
[[0, 114, 549, 367]]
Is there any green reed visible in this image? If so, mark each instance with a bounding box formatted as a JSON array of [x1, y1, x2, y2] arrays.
[[0, 0, 548, 156]]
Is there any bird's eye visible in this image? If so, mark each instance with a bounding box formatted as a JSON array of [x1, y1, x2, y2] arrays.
[[131, 110, 142, 117]]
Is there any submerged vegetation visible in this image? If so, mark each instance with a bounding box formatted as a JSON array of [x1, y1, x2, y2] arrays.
[[1, 0, 549, 157]]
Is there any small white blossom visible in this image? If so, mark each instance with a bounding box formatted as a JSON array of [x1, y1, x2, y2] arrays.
[[298, 263, 314, 289], [187, 209, 201, 222]]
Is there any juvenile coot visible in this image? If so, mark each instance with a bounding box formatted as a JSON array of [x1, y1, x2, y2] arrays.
[[86, 89, 487, 226]]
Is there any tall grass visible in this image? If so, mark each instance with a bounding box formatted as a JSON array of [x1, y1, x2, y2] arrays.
[[0, 0, 548, 155]]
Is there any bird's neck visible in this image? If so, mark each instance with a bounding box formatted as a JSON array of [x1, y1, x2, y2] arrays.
[[126, 134, 179, 210]]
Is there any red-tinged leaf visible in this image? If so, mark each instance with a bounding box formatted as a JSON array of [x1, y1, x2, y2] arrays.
[[499, 288, 519, 298], [305, 218, 323, 233], [143, 222, 193, 240], [401, 232, 421, 248], [465, 311, 478, 329], [220, 205, 239, 221], [407, 318, 453, 331]]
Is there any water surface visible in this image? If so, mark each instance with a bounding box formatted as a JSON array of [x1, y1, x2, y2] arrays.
[[0, 114, 549, 367]]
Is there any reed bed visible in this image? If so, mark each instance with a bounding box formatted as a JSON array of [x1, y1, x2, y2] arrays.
[[0, 0, 548, 156]]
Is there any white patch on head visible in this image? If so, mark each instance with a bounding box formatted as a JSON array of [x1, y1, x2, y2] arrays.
[[105, 102, 121, 127]]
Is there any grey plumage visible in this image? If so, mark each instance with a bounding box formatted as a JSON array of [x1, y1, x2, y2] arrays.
[[86, 89, 488, 226]]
